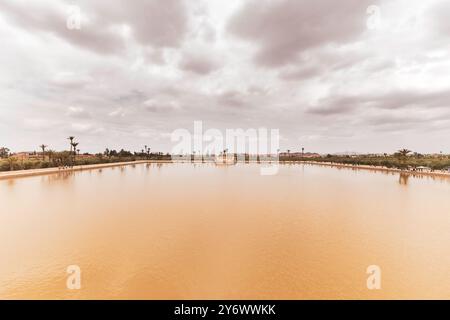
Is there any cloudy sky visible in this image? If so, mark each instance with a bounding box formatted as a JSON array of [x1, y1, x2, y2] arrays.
[[1, 0, 450, 154]]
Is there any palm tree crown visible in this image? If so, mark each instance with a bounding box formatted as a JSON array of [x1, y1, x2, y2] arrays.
[[40, 144, 47, 160], [398, 149, 412, 157]]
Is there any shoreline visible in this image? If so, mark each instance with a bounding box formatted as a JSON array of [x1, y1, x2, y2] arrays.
[[286, 160, 450, 178], [0, 160, 172, 180], [1, 159, 450, 180]]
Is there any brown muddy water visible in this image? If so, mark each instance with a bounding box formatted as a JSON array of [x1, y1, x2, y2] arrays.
[[1, 163, 450, 299]]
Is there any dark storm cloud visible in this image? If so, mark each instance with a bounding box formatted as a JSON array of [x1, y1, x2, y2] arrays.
[[307, 89, 450, 116], [94, 0, 189, 48], [228, 0, 376, 67], [179, 53, 220, 75], [0, 0, 189, 55], [0, 1, 124, 55], [278, 65, 323, 81], [307, 95, 363, 116], [217, 90, 247, 108], [372, 90, 450, 110]]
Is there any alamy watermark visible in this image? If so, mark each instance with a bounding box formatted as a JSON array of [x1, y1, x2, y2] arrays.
[[366, 5, 382, 30], [66, 5, 82, 30], [170, 121, 280, 175], [366, 265, 381, 290], [66, 265, 81, 290]]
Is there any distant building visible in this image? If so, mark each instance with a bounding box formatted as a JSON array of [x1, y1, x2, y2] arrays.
[[415, 166, 432, 172], [215, 154, 236, 164], [11, 152, 37, 160]]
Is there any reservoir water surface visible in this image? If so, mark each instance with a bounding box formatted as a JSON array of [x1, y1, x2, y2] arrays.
[[1, 163, 449, 299]]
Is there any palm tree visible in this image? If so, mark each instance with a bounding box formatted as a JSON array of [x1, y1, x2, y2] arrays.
[[302, 147, 305, 158], [40, 144, 47, 160], [71, 142, 79, 159], [68, 136, 75, 154], [396, 148, 412, 170], [287, 149, 291, 157]]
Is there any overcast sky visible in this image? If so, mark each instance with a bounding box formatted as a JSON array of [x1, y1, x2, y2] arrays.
[[1, 0, 450, 154]]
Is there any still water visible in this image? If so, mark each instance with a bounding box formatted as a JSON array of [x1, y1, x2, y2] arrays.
[[1, 163, 450, 299]]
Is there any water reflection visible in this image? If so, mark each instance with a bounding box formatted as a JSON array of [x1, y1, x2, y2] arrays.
[[399, 172, 410, 185], [44, 171, 75, 183], [6, 179, 15, 188]]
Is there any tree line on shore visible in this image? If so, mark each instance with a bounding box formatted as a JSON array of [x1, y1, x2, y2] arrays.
[[279, 149, 450, 171], [1, 143, 450, 172], [0, 138, 170, 172]]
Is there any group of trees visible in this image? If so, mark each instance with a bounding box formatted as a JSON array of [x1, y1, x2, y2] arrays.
[[104, 148, 133, 158], [103, 146, 168, 159], [1, 137, 156, 172], [68, 136, 80, 156], [3, 140, 449, 173], [299, 149, 450, 171], [0, 147, 10, 158], [32, 136, 79, 166]]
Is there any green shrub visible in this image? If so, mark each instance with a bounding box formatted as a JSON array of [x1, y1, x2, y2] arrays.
[[0, 162, 10, 171]]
